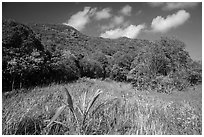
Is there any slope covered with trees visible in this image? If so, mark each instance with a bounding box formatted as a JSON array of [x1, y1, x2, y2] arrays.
[[2, 19, 202, 92]]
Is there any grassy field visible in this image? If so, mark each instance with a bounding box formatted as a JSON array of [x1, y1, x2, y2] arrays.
[[2, 78, 202, 135]]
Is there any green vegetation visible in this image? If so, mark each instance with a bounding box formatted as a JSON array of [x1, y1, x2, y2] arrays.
[[2, 79, 202, 135], [2, 19, 202, 135], [46, 87, 103, 135], [2, 19, 201, 92]]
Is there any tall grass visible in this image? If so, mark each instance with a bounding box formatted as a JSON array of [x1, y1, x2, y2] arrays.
[[46, 87, 103, 135], [2, 78, 202, 135]]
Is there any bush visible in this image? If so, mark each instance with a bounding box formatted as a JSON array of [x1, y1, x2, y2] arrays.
[[152, 75, 175, 93], [128, 37, 196, 92], [79, 57, 104, 78], [128, 64, 152, 90], [90, 51, 110, 78], [114, 53, 134, 70], [110, 64, 130, 82], [110, 51, 135, 82], [46, 50, 80, 83], [187, 71, 202, 85], [156, 37, 191, 71], [187, 60, 202, 85]]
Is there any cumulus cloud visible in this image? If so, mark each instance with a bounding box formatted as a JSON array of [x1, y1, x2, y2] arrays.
[[113, 16, 124, 25], [64, 7, 97, 31], [100, 5, 133, 31], [162, 2, 199, 10], [100, 15, 125, 30], [151, 10, 190, 33], [149, 2, 199, 10], [120, 5, 132, 16], [100, 24, 145, 39], [95, 8, 112, 20]]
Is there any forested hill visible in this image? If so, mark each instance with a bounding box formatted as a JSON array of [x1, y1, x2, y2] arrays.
[[2, 19, 202, 92], [28, 22, 152, 57]]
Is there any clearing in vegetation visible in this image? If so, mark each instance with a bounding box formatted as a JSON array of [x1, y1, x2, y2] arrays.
[[2, 19, 202, 135], [2, 78, 202, 135]]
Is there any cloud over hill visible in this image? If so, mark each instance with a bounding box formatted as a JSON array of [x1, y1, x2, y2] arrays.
[[151, 10, 190, 33]]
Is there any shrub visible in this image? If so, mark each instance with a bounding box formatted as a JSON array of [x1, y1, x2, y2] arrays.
[[152, 75, 175, 93], [128, 37, 195, 92], [90, 51, 110, 78], [90, 51, 108, 66], [79, 57, 104, 78], [110, 51, 135, 82], [187, 60, 202, 85], [46, 50, 80, 83], [110, 64, 129, 82], [128, 63, 152, 90], [114, 53, 134, 70], [156, 37, 191, 71], [187, 71, 202, 85]]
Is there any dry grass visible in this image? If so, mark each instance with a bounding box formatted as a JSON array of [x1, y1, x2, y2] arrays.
[[2, 78, 202, 135]]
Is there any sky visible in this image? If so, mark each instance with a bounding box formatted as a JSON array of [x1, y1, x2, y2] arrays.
[[2, 2, 202, 60]]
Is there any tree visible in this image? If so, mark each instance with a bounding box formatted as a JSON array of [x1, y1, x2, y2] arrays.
[[90, 51, 110, 78], [110, 64, 129, 82], [2, 19, 46, 91], [110, 51, 135, 81], [47, 50, 80, 82], [128, 37, 194, 92], [186, 60, 202, 85], [156, 37, 191, 72], [79, 57, 103, 78]]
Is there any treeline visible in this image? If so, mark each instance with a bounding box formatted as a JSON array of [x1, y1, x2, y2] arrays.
[[2, 20, 202, 92]]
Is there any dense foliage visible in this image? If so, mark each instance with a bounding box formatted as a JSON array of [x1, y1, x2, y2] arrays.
[[2, 19, 202, 92], [2, 19, 47, 91]]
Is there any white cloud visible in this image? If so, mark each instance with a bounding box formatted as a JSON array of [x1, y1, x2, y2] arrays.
[[149, 2, 199, 10], [151, 10, 190, 33], [120, 5, 132, 16], [64, 7, 97, 31], [100, 15, 125, 30], [113, 16, 124, 25], [163, 2, 199, 10], [100, 24, 145, 39], [95, 8, 112, 20]]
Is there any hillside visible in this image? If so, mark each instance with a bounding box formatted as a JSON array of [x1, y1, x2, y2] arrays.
[[2, 19, 202, 92], [2, 19, 202, 135], [28, 23, 153, 57]]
